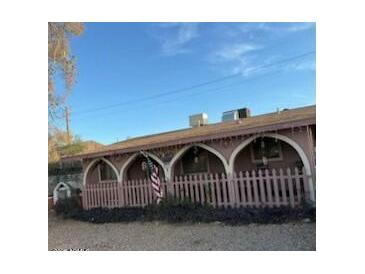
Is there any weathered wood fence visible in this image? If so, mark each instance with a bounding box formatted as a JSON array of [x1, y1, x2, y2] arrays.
[[82, 167, 310, 210]]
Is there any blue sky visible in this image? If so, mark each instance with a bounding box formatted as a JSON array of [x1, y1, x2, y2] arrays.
[[57, 22, 315, 145]]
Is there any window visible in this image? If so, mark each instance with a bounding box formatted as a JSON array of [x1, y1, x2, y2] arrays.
[[251, 137, 282, 163], [98, 161, 117, 182], [181, 147, 209, 174]]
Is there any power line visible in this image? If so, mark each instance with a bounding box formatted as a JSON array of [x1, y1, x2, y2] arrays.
[[73, 50, 315, 116], [72, 67, 286, 123]]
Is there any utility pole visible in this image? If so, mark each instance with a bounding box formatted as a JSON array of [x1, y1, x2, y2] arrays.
[[65, 106, 71, 144]]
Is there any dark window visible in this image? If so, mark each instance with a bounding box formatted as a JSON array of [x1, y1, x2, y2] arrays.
[[99, 162, 117, 181], [182, 147, 208, 174], [251, 137, 282, 162]]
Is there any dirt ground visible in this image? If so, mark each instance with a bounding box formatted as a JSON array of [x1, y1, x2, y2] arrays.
[[48, 212, 315, 251]]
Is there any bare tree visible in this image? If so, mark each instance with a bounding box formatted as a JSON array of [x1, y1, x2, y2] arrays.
[[48, 22, 84, 120]]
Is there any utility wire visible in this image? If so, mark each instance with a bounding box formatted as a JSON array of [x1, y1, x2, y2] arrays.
[[72, 50, 315, 116], [72, 67, 286, 123]]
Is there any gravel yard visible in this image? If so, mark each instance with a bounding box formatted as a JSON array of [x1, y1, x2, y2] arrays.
[[48, 213, 315, 251]]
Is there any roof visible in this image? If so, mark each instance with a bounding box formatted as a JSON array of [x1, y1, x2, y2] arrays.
[[56, 140, 104, 159], [81, 141, 105, 153], [64, 105, 315, 160]]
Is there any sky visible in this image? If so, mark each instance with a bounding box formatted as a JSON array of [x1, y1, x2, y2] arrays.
[[56, 22, 316, 145]]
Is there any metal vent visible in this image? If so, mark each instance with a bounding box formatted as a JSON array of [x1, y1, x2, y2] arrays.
[[189, 113, 208, 127]]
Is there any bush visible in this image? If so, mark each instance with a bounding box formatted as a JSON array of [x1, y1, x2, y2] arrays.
[[54, 196, 82, 218], [59, 197, 315, 225], [55, 195, 316, 224], [48, 160, 82, 176]]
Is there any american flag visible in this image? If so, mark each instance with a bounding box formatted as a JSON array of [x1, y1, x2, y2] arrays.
[[141, 151, 163, 204]]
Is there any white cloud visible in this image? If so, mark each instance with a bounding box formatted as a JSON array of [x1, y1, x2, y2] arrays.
[[284, 22, 315, 32], [284, 59, 316, 71], [216, 23, 315, 76], [231, 59, 257, 76], [159, 23, 199, 56], [238, 22, 315, 34], [238, 23, 268, 33], [214, 43, 262, 61], [210, 42, 264, 77], [231, 55, 284, 77]]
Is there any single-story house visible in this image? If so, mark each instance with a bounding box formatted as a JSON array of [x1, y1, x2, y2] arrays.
[[63, 105, 316, 209]]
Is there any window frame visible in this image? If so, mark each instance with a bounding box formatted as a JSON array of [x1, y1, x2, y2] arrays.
[[250, 139, 283, 163], [98, 162, 117, 183], [180, 150, 210, 175]]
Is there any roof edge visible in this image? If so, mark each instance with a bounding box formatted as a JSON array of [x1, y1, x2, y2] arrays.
[[62, 116, 315, 161]]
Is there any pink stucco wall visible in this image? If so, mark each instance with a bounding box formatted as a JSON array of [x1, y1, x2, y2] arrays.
[[82, 125, 316, 187]]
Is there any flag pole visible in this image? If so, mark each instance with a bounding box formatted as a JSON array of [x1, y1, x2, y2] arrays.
[[140, 150, 163, 204]]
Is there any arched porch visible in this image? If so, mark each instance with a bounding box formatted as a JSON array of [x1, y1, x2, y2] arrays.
[[120, 152, 166, 182], [83, 158, 119, 186], [168, 143, 229, 180], [229, 133, 315, 201]]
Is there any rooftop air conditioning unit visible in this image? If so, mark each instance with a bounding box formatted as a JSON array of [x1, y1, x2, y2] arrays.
[[189, 113, 208, 127], [222, 107, 251, 122], [222, 110, 239, 122], [238, 108, 251, 118]]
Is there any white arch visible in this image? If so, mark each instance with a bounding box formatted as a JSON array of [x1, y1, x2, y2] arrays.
[[229, 133, 315, 201], [53, 182, 71, 205], [119, 152, 168, 181], [82, 157, 120, 186], [168, 143, 229, 180]]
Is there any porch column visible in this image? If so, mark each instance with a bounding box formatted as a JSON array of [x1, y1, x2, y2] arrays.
[[308, 177, 315, 202], [298, 127, 316, 203], [165, 166, 174, 197], [277, 130, 316, 203], [306, 126, 316, 197], [227, 172, 236, 207]]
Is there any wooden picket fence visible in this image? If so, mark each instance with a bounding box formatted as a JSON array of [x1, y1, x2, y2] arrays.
[[82, 167, 310, 210]]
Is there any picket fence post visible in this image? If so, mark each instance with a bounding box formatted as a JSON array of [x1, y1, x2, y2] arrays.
[[272, 169, 280, 207], [265, 169, 273, 208], [258, 170, 266, 206], [81, 168, 309, 210], [227, 172, 236, 208], [287, 168, 295, 208]]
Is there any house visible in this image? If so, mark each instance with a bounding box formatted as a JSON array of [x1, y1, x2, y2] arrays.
[[63, 105, 316, 209]]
